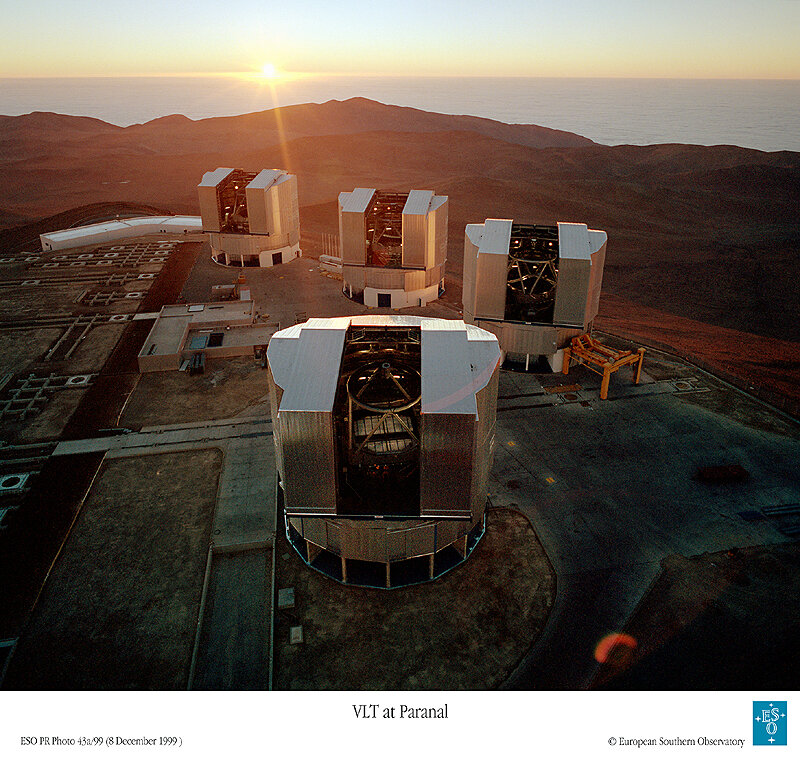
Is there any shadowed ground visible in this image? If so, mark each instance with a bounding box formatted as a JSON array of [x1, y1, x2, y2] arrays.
[[4, 450, 221, 690], [274, 508, 555, 691]]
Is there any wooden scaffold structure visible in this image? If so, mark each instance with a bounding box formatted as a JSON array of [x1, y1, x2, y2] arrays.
[[562, 334, 645, 400]]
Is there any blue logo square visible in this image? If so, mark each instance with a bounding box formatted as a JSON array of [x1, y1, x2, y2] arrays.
[[753, 701, 787, 746]]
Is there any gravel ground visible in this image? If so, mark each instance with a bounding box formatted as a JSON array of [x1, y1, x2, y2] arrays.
[[274, 508, 555, 691]]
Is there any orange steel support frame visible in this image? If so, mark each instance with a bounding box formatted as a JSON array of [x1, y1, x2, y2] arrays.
[[562, 334, 645, 400]]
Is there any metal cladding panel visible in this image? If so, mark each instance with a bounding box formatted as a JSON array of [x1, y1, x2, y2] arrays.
[[278, 410, 337, 512], [420, 413, 476, 517], [466, 328, 500, 519], [471, 368, 499, 519], [266, 363, 285, 478], [462, 224, 483, 318], [401, 190, 433, 269], [386, 528, 407, 561], [553, 255, 592, 327], [470, 343, 499, 438], [245, 184, 270, 235], [556, 327, 584, 348], [474, 253, 508, 320], [425, 263, 445, 288], [210, 232, 272, 257], [404, 268, 425, 291], [474, 219, 512, 320], [465, 324, 502, 398], [271, 174, 300, 246], [479, 218, 513, 255], [419, 321, 498, 519], [401, 207, 427, 268], [301, 516, 327, 547], [198, 185, 222, 231], [554, 222, 592, 327], [585, 230, 607, 324], [267, 323, 345, 511], [433, 520, 460, 551], [474, 321, 559, 355], [340, 210, 367, 265], [339, 523, 382, 561], [428, 195, 448, 268], [198, 169, 234, 232], [266, 327, 302, 398], [405, 523, 435, 558], [326, 521, 342, 554], [341, 265, 366, 289], [420, 322, 477, 416], [364, 267, 406, 290]]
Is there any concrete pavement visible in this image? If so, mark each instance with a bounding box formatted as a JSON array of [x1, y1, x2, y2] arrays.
[[493, 364, 800, 689]]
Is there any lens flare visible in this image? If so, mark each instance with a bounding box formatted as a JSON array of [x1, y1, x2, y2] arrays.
[[594, 632, 638, 664]]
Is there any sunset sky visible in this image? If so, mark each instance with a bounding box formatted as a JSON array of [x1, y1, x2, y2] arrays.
[[3, 0, 799, 79]]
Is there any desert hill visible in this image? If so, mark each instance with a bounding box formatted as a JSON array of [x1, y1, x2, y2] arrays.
[[0, 97, 593, 163], [0, 97, 798, 394]]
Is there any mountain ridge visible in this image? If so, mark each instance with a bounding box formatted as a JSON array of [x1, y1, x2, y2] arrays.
[[0, 98, 798, 353]]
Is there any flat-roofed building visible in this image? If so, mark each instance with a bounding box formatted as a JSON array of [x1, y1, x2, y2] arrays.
[[137, 300, 276, 372], [338, 188, 448, 309], [40, 216, 203, 251], [198, 167, 301, 267], [462, 219, 607, 370]]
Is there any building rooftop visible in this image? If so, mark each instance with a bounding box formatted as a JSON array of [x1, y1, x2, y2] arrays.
[[41, 216, 203, 244], [140, 301, 255, 360]]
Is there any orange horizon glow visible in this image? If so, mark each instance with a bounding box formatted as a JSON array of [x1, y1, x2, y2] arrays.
[[2, 1, 799, 81]]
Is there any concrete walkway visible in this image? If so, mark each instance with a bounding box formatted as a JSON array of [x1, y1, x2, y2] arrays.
[[50, 413, 279, 690], [52, 416, 272, 456], [213, 434, 276, 548]]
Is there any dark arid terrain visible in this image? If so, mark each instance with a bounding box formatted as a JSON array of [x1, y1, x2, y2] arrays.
[[2, 97, 798, 409], [0, 98, 798, 692]]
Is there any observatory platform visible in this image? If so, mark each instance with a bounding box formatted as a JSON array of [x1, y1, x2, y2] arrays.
[[463, 219, 606, 371], [267, 315, 501, 588], [338, 189, 448, 309], [198, 168, 301, 268]]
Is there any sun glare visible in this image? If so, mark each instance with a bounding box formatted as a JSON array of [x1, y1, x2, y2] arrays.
[[261, 62, 278, 78]]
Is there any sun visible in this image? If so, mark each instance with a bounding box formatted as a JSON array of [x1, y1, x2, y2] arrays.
[[260, 62, 278, 78]]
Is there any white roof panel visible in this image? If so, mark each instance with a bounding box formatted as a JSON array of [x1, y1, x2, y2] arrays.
[[587, 228, 608, 255], [198, 167, 234, 188], [268, 316, 499, 416], [340, 188, 376, 214], [42, 216, 202, 243], [350, 315, 423, 328], [478, 219, 513, 255], [429, 194, 447, 212], [247, 169, 284, 190], [168, 216, 204, 227], [557, 222, 591, 261], [403, 190, 434, 216], [421, 321, 478, 416], [274, 325, 347, 413], [465, 223, 485, 247]]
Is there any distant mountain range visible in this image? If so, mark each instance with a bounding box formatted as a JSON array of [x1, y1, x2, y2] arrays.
[[1, 96, 798, 359]]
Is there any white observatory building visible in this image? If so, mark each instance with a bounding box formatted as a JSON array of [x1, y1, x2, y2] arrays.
[[462, 220, 606, 370], [338, 189, 448, 309], [198, 167, 301, 267], [267, 315, 501, 588]]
